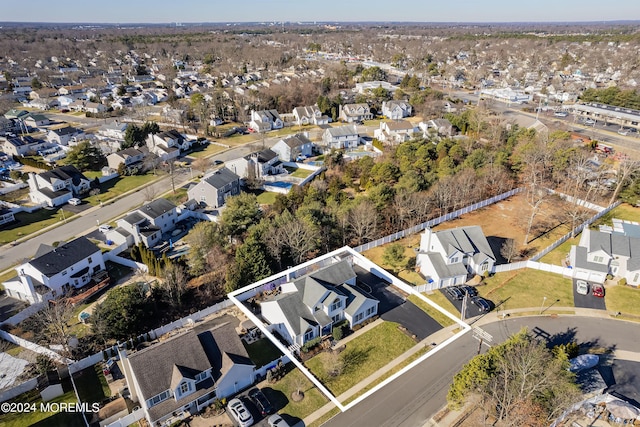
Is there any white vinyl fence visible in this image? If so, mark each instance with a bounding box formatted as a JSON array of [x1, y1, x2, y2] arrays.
[[354, 187, 523, 253]]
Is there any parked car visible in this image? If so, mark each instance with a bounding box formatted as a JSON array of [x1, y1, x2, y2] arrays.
[[618, 129, 629, 136], [268, 414, 290, 427], [228, 398, 254, 427], [249, 388, 274, 417], [592, 283, 605, 298], [554, 111, 568, 117], [68, 198, 82, 206], [445, 286, 464, 300], [576, 280, 589, 296], [458, 285, 478, 297], [98, 224, 113, 233], [584, 118, 596, 125], [471, 296, 491, 312]]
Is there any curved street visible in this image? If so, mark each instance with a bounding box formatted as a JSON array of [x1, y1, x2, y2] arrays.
[[323, 315, 640, 427]]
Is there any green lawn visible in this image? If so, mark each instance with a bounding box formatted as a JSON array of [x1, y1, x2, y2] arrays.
[[187, 143, 226, 159], [256, 191, 279, 205], [538, 236, 579, 265], [84, 174, 160, 206], [422, 291, 460, 317], [595, 203, 640, 225], [606, 284, 640, 318], [243, 338, 283, 368], [408, 294, 456, 327], [83, 171, 102, 180], [264, 366, 329, 420], [479, 269, 574, 311], [305, 322, 417, 397], [286, 168, 313, 179], [362, 234, 423, 285], [0, 386, 84, 427], [73, 365, 111, 405], [164, 187, 188, 206], [0, 208, 76, 244]]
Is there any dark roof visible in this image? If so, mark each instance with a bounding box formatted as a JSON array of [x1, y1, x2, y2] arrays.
[[201, 167, 239, 189], [29, 237, 100, 277], [281, 133, 312, 149], [122, 212, 145, 225], [157, 129, 183, 142], [38, 165, 88, 187], [246, 148, 278, 163], [139, 198, 176, 220], [50, 126, 81, 136]]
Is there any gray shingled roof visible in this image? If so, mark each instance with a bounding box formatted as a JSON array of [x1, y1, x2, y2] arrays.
[[38, 165, 88, 187], [201, 167, 239, 189], [326, 125, 358, 138], [139, 198, 176, 220], [341, 283, 377, 316], [29, 237, 100, 277], [435, 226, 496, 260], [281, 133, 312, 149], [421, 252, 469, 279], [122, 212, 145, 225], [573, 246, 609, 272]]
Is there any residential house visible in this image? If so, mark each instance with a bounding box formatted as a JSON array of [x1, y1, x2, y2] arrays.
[[416, 226, 496, 288], [271, 133, 314, 162], [2, 237, 105, 304], [321, 125, 359, 151], [119, 317, 255, 427], [249, 109, 283, 132], [381, 100, 412, 120], [116, 198, 178, 248], [58, 85, 85, 96], [28, 165, 91, 207], [107, 148, 146, 173], [23, 114, 50, 129], [0, 117, 16, 135], [47, 126, 84, 146], [373, 120, 416, 144], [27, 98, 58, 111], [339, 103, 373, 123], [68, 100, 106, 114], [187, 167, 240, 209], [225, 149, 284, 180], [3, 109, 29, 120], [98, 121, 128, 140], [419, 118, 454, 138], [569, 220, 640, 285], [146, 130, 188, 161], [261, 260, 379, 346], [1, 135, 51, 157], [29, 88, 58, 100], [57, 95, 75, 109], [292, 106, 330, 126], [0, 208, 15, 226]]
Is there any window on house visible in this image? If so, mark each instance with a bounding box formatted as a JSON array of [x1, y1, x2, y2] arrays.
[[332, 314, 341, 323], [304, 328, 314, 341], [61, 270, 67, 276], [450, 257, 458, 264], [481, 262, 489, 271], [330, 299, 341, 311], [180, 382, 190, 394], [635, 273, 639, 282], [88, 257, 92, 264], [355, 312, 364, 323], [594, 256, 604, 263]]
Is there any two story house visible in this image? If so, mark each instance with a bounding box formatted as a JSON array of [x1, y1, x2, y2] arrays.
[[261, 260, 379, 347], [569, 220, 640, 285], [46, 126, 85, 146], [292, 105, 330, 126], [2, 237, 105, 304], [373, 120, 416, 145], [321, 125, 359, 151], [381, 100, 412, 120], [249, 109, 283, 132], [116, 198, 178, 248], [1, 135, 51, 157], [28, 165, 91, 207], [339, 103, 373, 123], [146, 130, 188, 161], [120, 317, 255, 427], [106, 147, 146, 174], [225, 149, 284, 180], [271, 133, 314, 162], [187, 167, 240, 209], [416, 226, 496, 288]]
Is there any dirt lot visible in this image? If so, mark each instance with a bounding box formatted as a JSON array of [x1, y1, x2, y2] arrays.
[[432, 192, 595, 261]]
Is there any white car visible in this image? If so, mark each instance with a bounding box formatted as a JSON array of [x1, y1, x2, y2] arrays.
[[554, 111, 568, 117], [68, 198, 82, 206], [268, 414, 290, 427], [227, 398, 253, 427], [576, 280, 589, 295], [584, 118, 596, 125], [98, 225, 113, 233]]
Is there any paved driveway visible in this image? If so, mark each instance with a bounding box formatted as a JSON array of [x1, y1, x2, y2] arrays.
[[0, 294, 22, 322], [353, 266, 442, 341], [440, 288, 494, 319], [573, 279, 607, 310]]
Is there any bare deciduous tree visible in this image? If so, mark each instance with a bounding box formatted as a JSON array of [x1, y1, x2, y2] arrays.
[[347, 200, 378, 246], [500, 238, 518, 263], [192, 157, 212, 175], [161, 263, 188, 309], [32, 300, 75, 358], [608, 159, 640, 205]]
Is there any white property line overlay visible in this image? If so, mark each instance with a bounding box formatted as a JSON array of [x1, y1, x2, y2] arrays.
[[228, 246, 471, 413]]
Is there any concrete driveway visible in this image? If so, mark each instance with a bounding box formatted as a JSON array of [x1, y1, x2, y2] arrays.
[[353, 266, 442, 341], [573, 279, 607, 310]]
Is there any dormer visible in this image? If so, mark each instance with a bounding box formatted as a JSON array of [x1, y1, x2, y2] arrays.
[[170, 365, 198, 400], [588, 249, 611, 265]]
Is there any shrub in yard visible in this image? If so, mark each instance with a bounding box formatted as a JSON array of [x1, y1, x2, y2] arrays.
[[301, 337, 322, 353], [332, 320, 348, 341], [618, 278, 627, 286]]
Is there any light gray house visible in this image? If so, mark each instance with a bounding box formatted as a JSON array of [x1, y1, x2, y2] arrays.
[[106, 147, 146, 172], [292, 105, 330, 126], [46, 126, 85, 146], [569, 220, 640, 285], [249, 109, 283, 132], [146, 130, 187, 161], [260, 260, 379, 346], [116, 198, 178, 248], [381, 100, 412, 120], [416, 226, 496, 288], [373, 120, 416, 144], [187, 167, 240, 208], [271, 133, 314, 162], [225, 149, 283, 180], [339, 103, 373, 123], [120, 317, 255, 427], [321, 125, 359, 151]]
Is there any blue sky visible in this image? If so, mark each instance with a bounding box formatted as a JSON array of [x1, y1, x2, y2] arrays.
[[3, 0, 638, 23]]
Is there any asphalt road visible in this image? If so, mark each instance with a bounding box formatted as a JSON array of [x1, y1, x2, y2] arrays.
[[323, 316, 640, 427]]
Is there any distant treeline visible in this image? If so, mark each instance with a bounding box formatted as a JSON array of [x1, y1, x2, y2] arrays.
[[579, 87, 640, 110]]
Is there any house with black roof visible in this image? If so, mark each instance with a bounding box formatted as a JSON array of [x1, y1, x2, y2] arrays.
[[187, 167, 240, 208], [0, 135, 51, 157], [119, 317, 255, 427], [225, 148, 284, 180], [146, 129, 191, 161], [271, 132, 314, 162], [46, 126, 85, 146], [261, 260, 379, 347], [115, 198, 179, 248], [2, 236, 105, 304], [28, 165, 91, 207]]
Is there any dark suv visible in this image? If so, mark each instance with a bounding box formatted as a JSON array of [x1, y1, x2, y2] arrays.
[[445, 286, 464, 300], [458, 285, 478, 297], [249, 388, 274, 417]]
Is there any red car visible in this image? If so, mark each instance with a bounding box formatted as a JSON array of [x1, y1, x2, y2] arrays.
[[592, 284, 605, 298]]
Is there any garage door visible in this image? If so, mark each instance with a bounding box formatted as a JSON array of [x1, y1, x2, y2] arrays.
[[588, 273, 606, 284], [574, 270, 590, 281]]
